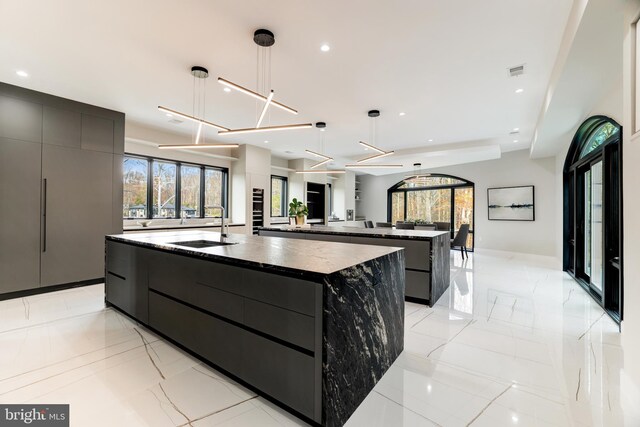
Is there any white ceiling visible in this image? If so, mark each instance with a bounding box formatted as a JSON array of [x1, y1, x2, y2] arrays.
[[0, 0, 572, 174]]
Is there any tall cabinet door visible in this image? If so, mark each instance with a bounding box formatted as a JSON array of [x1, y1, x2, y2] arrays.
[[41, 144, 114, 286], [0, 138, 42, 293]]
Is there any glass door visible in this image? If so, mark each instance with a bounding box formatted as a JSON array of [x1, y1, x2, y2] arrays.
[[577, 160, 604, 299]]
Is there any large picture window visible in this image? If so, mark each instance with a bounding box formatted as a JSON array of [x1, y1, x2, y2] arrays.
[[388, 174, 475, 249], [271, 175, 288, 217], [123, 157, 149, 218], [123, 154, 228, 220]]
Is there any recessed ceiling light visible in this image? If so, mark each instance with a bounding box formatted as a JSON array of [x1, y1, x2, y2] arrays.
[[264, 140, 269, 143], [428, 139, 434, 142], [399, 112, 406, 116], [513, 140, 519, 143], [515, 88, 524, 94], [320, 44, 330, 52], [165, 113, 173, 117], [223, 87, 231, 93], [513, 127, 520, 132], [16, 70, 28, 78]]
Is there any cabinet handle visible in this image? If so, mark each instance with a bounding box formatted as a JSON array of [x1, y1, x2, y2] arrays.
[[42, 178, 47, 253]]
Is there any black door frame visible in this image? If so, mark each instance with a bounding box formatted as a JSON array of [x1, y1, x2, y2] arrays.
[[563, 116, 623, 324]]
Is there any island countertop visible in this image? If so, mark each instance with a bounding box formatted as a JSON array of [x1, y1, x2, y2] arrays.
[[260, 224, 450, 240], [106, 230, 403, 278]]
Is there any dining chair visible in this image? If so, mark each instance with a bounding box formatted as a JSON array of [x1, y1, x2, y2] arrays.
[[451, 224, 470, 258], [434, 221, 451, 231], [395, 222, 415, 230], [364, 220, 374, 228]]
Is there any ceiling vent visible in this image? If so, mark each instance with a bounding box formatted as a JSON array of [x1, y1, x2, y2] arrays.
[[509, 130, 520, 135], [508, 64, 525, 78]]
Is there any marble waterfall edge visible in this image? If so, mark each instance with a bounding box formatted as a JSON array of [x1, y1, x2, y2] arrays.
[[322, 250, 405, 427]]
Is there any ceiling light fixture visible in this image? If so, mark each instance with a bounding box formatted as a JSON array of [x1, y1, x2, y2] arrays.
[[358, 141, 385, 154], [345, 164, 403, 169], [216, 29, 313, 136], [223, 87, 231, 93], [16, 70, 28, 77], [159, 143, 239, 149], [157, 106, 229, 131], [218, 123, 313, 136], [428, 139, 434, 142], [513, 127, 520, 132], [399, 112, 406, 116], [320, 44, 331, 52], [357, 151, 395, 163], [296, 170, 345, 174], [157, 66, 232, 150], [299, 122, 342, 173], [264, 140, 269, 143], [515, 88, 524, 94], [513, 140, 519, 143], [353, 110, 398, 166]]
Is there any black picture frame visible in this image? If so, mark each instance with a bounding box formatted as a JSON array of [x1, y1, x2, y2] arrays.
[[487, 185, 535, 221]]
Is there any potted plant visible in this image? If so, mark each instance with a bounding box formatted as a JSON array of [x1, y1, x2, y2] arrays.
[[289, 198, 309, 225]]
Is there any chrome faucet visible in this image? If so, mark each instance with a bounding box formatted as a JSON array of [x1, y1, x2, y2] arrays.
[[212, 205, 228, 242]]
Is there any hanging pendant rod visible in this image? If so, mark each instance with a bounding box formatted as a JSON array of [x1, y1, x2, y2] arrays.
[[345, 164, 403, 169], [296, 169, 346, 174], [358, 141, 386, 154], [357, 150, 395, 163], [159, 143, 239, 150]]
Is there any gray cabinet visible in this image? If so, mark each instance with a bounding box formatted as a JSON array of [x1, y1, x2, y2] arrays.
[[0, 95, 42, 143], [105, 241, 148, 322], [43, 106, 81, 148], [0, 82, 125, 295], [0, 138, 42, 293], [41, 144, 114, 286]]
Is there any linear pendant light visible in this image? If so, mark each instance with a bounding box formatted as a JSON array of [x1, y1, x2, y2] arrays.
[[256, 91, 274, 127], [218, 78, 298, 115], [218, 123, 313, 136], [345, 164, 403, 169], [305, 149, 331, 160], [159, 143, 239, 149], [296, 169, 345, 174], [310, 158, 332, 169], [357, 150, 395, 163], [358, 141, 386, 154], [157, 106, 229, 132]]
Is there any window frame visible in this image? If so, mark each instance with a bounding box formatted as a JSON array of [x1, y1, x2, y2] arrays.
[[123, 153, 229, 220], [387, 173, 475, 250], [122, 156, 150, 219], [270, 175, 288, 218]]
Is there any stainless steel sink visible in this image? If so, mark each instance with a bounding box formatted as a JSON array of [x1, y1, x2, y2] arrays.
[[169, 240, 238, 249]]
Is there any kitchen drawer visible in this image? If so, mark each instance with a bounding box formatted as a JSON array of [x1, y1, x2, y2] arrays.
[[241, 330, 315, 419], [244, 298, 315, 351], [149, 291, 243, 374], [349, 237, 430, 270], [148, 252, 244, 323], [106, 241, 133, 278], [243, 270, 317, 316], [406, 270, 430, 300]]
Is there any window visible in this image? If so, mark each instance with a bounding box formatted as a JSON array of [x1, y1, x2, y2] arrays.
[[204, 168, 225, 217], [271, 175, 288, 217], [123, 155, 228, 220], [123, 157, 148, 218], [180, 165, 201, 218], [153, 161, 177, 218], [388, 173, 475, 249]]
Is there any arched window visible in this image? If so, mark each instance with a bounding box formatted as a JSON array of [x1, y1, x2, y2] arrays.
[[563, 116, 622, 322], [387, 174, 475, 249]]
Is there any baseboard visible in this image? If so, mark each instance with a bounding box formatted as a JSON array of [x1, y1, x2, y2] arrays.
[[0, 278, 103, 301]]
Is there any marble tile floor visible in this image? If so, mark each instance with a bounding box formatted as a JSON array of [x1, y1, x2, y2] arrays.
[[0, 250, 639, 426]]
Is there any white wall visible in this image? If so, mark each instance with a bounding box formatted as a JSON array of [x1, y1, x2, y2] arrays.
[[622, 0, 640, 394], [359, 150, 558, 256]]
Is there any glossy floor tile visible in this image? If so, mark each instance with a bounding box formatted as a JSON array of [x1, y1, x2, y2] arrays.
[[0, 250, 638, 426]]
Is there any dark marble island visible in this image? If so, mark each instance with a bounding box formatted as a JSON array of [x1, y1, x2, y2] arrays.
[[259, 225, 451, 306], [104, 230, 405, 427]]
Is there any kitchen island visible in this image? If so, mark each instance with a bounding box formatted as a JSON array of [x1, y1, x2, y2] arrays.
[[105, 230, 404, 427], [259, 225, 450, 306]]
